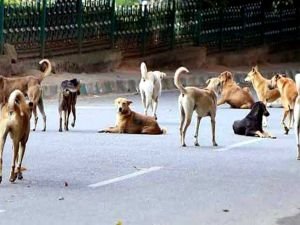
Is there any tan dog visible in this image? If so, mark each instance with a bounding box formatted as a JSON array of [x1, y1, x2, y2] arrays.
[[174, 67, 218, 147], [0, 90, 33, 184], [98, 97, 166, 134], [205, 77, 222, 94], [218, 71, 254, 109], [269, 74, 298, 134], [0, 59, 52, 131]]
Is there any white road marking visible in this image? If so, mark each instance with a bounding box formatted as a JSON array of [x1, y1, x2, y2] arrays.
[[0, 209, 5, 213], [215, 138, 264, 152], [88, 166, 163, 188]]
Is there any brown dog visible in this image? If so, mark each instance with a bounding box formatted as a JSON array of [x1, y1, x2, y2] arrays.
[[218, 71, 254, 109], [174, 67, 218, 147], [58, 79, 81, 132], [0, 90, 33, 184], [98, 97, 166, 134], [0, 59, 52, 131], [269, 74, 298, 134]]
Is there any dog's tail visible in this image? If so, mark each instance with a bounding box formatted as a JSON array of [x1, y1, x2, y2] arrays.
[[174, 67, 189, 95], [39, 59, 52, 82], [8, 90, 28, 116], [140, 62, 148, 81], [295, 74, 300, 95]]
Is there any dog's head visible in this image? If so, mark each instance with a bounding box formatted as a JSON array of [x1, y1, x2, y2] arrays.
[[268, 74, 284, 90], [245, 65, 259, 82], [70, 78, 81, 95], [114, 97, 132, 114], [218, 71, 233, 84], [206, 77, 222, 94], [251, 101, 269, 118]]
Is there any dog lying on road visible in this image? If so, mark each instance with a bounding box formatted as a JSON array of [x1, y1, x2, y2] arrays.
[[139, 62, 166, 120], [0, 90, 33, 184], [233, 101, 275, 138], [0, 59, 52, 131], [269, 74, 298, 134], [58, 79, 81, 132], [218, 71, 255, 109], [98, 97, 166, 134], [294, 74, 300, 159], [174, 67, 218, 147]]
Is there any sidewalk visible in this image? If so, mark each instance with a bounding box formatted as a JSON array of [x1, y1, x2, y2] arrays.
[[41, 62, 300, 98]]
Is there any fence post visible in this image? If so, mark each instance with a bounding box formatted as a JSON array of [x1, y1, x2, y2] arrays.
[[170, 0, 176, 50], [195, 0, 202, 46], [110, 0, 116, 48], [0, 0, 4, 55], [260, 0, 265, 45], [140, 4, 148, 56], [218, 6, 224, 51], [77, 0, 83, 54], [40, 0, 47, 58]]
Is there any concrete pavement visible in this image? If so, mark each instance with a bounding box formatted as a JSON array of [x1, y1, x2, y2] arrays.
[[41, 63, 300, 98]]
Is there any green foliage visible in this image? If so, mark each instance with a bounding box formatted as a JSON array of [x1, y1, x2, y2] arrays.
[[116, 0, 139, 5]]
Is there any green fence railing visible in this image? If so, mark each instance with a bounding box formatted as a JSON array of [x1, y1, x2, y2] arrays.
[[0, 0, 299, 58]]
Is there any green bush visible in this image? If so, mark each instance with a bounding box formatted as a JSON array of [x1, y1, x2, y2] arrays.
[[116, 0, 139, 5]]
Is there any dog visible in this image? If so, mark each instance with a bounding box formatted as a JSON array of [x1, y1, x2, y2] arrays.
[[217, 71, 255, 109], [294, 74, 300, 159], [98, 97, 166, 134], [233, 101, 275, 138], [205, 77, 222, 95], [245, 65, 281, 127], [58, 79, 81, 132], [0, 90, 33, 184], [0, 59, 52, 131], [269, 74, 298, 134], [139, 62, 166, 119], [174, 67, 218, 147]]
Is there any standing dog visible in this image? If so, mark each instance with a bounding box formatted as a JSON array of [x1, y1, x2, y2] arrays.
[[294, 74, 300, 159], [217, 71, 255, 109], [0, 90, 33, 184], [174, 67, 218, 147], [0, 59, 52, 131], [139, 62, 166, 119], [58, 79, 81, 132], [98, 97, 166, 134], [269, 74, 298, 134], [245, 66, 281, 127], [233, 102, 275, 138]]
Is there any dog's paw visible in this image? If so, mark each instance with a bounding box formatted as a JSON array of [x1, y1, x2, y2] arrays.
[[98, 130, 106, 133], [213, 142, 218, 147], [59, 129, 62, 132], [9, 173, 17, 183], [17, 172, 23, 180], [194, 142, 200, 147], [71, 123, 75, 127], [182, 143, 187, 147], [297, 156, 300, 160], [284, 126, 289, 135], [0, 176, 2, 184]]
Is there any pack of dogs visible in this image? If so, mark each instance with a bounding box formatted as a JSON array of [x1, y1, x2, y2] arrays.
[[0, 60, 300, 185]]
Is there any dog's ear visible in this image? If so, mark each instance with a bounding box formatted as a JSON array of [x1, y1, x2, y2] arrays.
[[254, 65, 258, 72], [126, 100, 133, 105], [206, 78, 211, 85]]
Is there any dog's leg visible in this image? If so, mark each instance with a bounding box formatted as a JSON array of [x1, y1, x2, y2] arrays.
[[240, 103, 251, 109], [181, 105, 193, 147], [211, 117, 218, 146], [37, 97, 46, 132], [59, 109, 63, 132], [0, 131, 8, 184], [32, 104, 38, 131], [98, 126, 121, 133], [179, 105, 185, 146], [141, 91, 147, 115], [281, 110, 289, 134], [71, 104, 76, 127], [9, 140, 19, 183], [288, 109, 294, 129], [153, 97, 158, 120], [16, 142, 26, 180], [194, 116, 202, 146], [263, 131, 276, 139], [217, 98, 226, 106], [254, 131, 265, 138]]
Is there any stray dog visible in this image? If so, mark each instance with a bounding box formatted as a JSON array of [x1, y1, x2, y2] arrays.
[[139, 62, 166, 119], [0, 90, 33, 184], [98, 97, 166, 134], [0, 59, 52, 131], [245, 65, 281, 127], [174, 67, 218, 147], [269, 74, 298, 134], [58, 79, 81, 132], [205, 77, 222, 95], [218, 71, 255, 109], [233, 101, 275, 138], [294, 74, 300, 159]]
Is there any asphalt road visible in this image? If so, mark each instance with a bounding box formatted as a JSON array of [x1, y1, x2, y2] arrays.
[[0, 91, 299, 225]]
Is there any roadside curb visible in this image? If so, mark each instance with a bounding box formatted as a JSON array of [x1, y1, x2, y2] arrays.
[[42, 67, 300, 99]]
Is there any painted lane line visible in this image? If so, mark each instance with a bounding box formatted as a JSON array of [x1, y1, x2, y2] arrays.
[[88, 166, 163, 188], [215, 138, 264, 152]]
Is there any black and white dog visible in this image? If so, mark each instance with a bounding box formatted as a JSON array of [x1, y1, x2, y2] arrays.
[[232, 101, 276, 138]]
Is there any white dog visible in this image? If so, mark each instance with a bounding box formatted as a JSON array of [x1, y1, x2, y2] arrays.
[[139, 62, 166, 119], [294, 73, 300, 159]]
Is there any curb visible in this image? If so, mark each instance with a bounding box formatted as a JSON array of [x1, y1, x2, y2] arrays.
[[42, 68, 300, 99]]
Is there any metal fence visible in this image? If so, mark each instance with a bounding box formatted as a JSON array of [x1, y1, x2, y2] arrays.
[[0, 0, 299, 59]]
